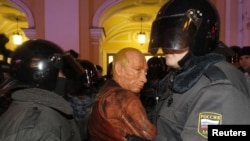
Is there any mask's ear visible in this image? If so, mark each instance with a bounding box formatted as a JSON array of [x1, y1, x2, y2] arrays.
[[114, 61, 124, 76]]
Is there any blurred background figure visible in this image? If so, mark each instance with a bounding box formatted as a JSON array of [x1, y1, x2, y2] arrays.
[[226, 45, 241, 68], [140, 56, 167, 122], [238, 46, 250, 78], [95, 65, 103, 78], [95, 64, 106, 90], [0, 61, 10, 83], [63, 59, 98, 141], [65, 49, 79, 59], [78, 59, 98, 92], [0, 33, 12, 64], [53, 49, 80, 96], [0, 34, 12, 83], [105, 61, 113, 80]]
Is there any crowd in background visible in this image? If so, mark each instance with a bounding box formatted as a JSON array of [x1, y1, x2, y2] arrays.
[[227, 45, 250, 78]]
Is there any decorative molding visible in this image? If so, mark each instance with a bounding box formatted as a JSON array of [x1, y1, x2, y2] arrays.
[[90, 27, 105, 46], [9, 0, 34, 28], [9, 0, 36, 39], [91, 0, 122, 47], [22, 28, 36, 39], [92, 0, 122, 27]]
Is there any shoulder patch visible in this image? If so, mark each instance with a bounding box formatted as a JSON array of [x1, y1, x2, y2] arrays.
[[198, 112, 222, 138]]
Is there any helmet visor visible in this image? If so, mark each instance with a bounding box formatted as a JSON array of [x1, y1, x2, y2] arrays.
[[148, 13, 198, 54]]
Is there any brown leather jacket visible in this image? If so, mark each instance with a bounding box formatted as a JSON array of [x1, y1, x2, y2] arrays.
[[87, 79, 156, 141]]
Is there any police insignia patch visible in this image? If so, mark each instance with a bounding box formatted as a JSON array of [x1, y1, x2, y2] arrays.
[[198, 112, 222, 138]]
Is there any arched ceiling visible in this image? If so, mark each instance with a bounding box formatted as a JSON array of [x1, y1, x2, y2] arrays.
[[0, 0, 168, 54], [99, 0, 168, 52], [0, 0, 28, 50]]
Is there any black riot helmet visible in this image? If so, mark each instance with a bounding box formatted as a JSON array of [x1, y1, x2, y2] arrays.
[[78, 59, 98, 87], [148, 0, 220, 56], [10, 39, 64, 91]]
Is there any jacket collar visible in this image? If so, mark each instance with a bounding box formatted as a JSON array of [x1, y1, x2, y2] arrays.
[[159, 53, 225, 93], [12, 88, 73, 115]]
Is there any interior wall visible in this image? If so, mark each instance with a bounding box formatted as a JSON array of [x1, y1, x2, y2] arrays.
[[212, 0, 250, 47], [44, 0, 79, 52]]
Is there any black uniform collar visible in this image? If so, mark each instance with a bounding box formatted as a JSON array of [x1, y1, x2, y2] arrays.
[[159, 53, 225, 93]]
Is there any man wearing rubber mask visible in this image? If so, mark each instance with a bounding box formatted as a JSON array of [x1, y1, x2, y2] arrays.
[[148, 0, 250, 140]]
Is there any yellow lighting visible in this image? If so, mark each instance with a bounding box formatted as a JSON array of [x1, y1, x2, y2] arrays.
[[137, 17, 146, 45], [13, 17, 23, 45], [13, 33, 23, 45], [138, 32, 146, 45]]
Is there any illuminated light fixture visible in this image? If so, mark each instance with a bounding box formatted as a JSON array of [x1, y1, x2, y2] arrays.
[[13, 17, 23, 45], [138, 17, 146, 45]]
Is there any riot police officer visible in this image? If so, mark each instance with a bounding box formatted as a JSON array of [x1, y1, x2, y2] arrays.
[[0, 39, 82, 141], [148, 0, 250, 140]]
